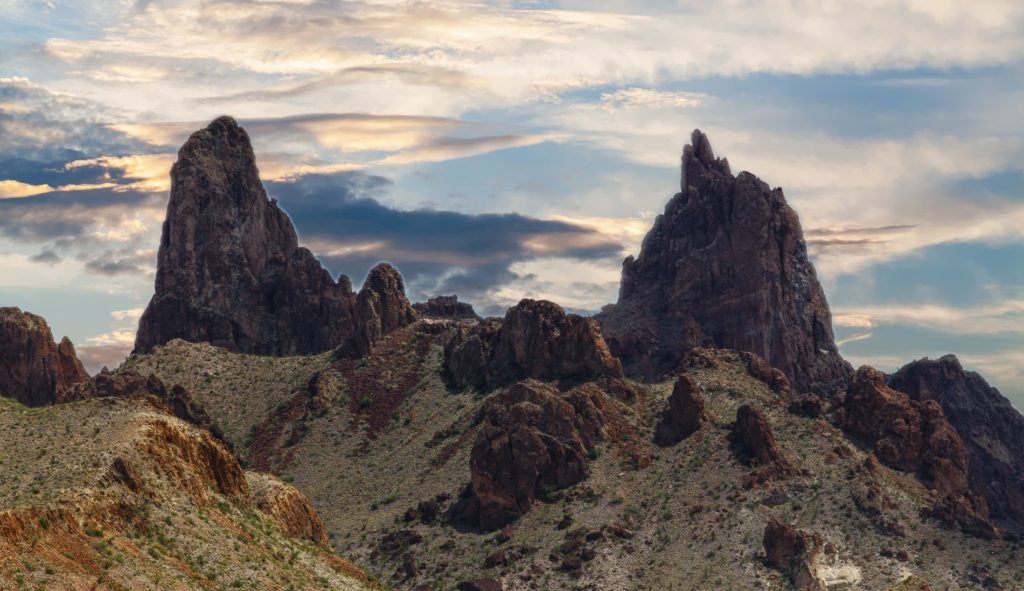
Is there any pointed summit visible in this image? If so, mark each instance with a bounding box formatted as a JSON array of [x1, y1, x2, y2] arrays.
[[597, 131, 850, 395], [135, 117, 409, 357]]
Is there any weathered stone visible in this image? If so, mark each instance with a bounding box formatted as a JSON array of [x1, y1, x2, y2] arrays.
[[457, 578, 502, 591], [653, 374, 705, 446], [352, 263, 416, 355], [597, 130, 851, 395], [889, 355, 1024, 534], [445, 299, 622, 391], [730, 405, 797, 486], [456, 380, 605, 530], [413, 295, 480, 320], [246, 472, 329, 545], [0, 307, 88, 407], [763, 520, 827, 591]]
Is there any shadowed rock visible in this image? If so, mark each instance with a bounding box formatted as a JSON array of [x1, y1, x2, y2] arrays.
[[445, 299, 623, 391], [653, 374, 705, 446], [413, 295, 480, 320], [0, 307, 88, 406], [763, 520, 827, 591], [889, 355, 1024, 534], [353, 263, 416, 355], [730, 405, 797, 486], [597, 130, 851, 395], [456, 380, 605, 530], [842, 366, 992, 535]]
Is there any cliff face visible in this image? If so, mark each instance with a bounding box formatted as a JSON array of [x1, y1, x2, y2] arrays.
[[596, 130, 850, 395], [0, 307, 88, 406], [134, 116, 359, 356], [889, 355, 1024, 533]]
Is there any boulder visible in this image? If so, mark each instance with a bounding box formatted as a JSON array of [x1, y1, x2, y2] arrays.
[[653, 374, 705, 446], [730, 405, 797, 486], [456, 380, 605, 530], [763, 520, 827, 591]]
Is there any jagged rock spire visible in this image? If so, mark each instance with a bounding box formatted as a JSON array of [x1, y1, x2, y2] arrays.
[[597, 130, 851, 395], [134, 116, 413, 357]]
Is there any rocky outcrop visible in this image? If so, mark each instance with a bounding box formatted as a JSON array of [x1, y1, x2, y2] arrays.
[[730, 405, 797, 486], [843, 367, 970, 494], [352, 263, 417, 355], [413, 295, 480, 320], [889, 355, 1024, 534], [246, 472, 329, 545], [653, 374, 705, 446], [596, 130, 850, 395], [763, 520, 827, 591], [456, 380, 606, 530], [65, 371, 227, 445], [445, 299, 623, 391], [457, 579, 503, 591], [0, 307, 88, 406], [134, 116, 360, 357]]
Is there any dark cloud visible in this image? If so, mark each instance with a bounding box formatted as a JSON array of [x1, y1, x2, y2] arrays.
[[266, 172, 623, 309], [0, 187, 163, 241], [29, 250, 61, 265], [84, 256, 147, 276], [0, 78, 146, 161]]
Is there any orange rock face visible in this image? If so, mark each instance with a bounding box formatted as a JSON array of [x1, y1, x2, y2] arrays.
[[247, 472, 329, 545], [0, 307, 88, 406]]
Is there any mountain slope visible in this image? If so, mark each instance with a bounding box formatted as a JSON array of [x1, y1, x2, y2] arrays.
[[0, 394, 380, 591]]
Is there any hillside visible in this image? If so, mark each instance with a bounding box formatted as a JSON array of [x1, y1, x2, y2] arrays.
[[123, 330, 1024, 590], [0, 393, 380, 591]]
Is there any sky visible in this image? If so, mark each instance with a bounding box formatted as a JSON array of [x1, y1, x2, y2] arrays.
[[0, 0, 1022, 407]]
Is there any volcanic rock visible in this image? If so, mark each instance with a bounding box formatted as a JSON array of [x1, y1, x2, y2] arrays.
[[352, 263, 417, 355], [246, 471, 329, 544], [763, 520, 827, 591], [65, 371, 226, 445], [0, 307, 88, 406], [456, 380, 606, 530], [596, 130, 850, 394], [889, 355, 1024, 534], [653, 373, 705, 446], [843, 367, 970, 494], [413, 295, 480, 320], [445, 299, 622, 391], [457, 579, 503, 591], [134, 116, 360, 356], [730, 405, 797, 486]]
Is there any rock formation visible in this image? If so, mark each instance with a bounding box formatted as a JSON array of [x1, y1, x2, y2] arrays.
[[65, 370, 227, 445], [730, 404, 797, 486], [352, 263, 417, 355], [842, 367, 971, 496], [889, 355, 1024, 533], [246, 472, 329, 545], [413, 295, 480, 320], [0, 307, 88, 406], [596, 130, 850, 395], [456, 380, 605, 530], [653, 373, 705, 446], [445, 299, 623, 391], [763, 520, 827, 591], [134, 116, 358, 356]]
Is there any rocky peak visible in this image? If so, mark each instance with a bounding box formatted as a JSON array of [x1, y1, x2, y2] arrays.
[[353, 263, 416, 355], [0, 307, 88, 406], [889, 355, 1024, 534], [134, 116, 359, 357], [596, 130, 851, 395], [413, 295, 480, 320], [445, 299, 623, 391]]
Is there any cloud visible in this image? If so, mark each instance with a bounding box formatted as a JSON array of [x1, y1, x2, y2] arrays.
[[833, 298, 1024, 335], [599, 88, 707, 111], [265, 171, 624, 311], [0, 179, 55, 198]]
